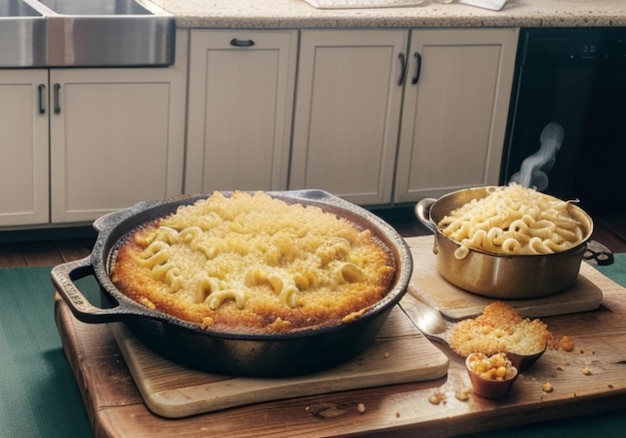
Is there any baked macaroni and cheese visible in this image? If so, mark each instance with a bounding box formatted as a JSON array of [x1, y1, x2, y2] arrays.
[[111, 191, 396, 334], [449, 301, 553, 357], [437, 184, 588, 259]]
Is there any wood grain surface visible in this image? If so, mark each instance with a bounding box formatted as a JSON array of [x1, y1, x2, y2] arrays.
[[408, 236, 603, 319], [109, 306, 449, 418], [54, 236, 626, 437]]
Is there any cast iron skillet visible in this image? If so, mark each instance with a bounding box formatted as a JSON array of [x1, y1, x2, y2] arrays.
[[51, 190, 413, 377]]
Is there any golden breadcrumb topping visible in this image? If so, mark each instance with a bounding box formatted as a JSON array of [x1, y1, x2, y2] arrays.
[[111, 191, 395, 334], [449, 301, 553, 356]]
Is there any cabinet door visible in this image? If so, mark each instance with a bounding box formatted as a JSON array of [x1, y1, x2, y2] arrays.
[[185, 30, 297, 193], [394, 28, 518, 203], [49, 31, 188, 223], [0, 70, 49, 226], [290, 30, 408, 206]]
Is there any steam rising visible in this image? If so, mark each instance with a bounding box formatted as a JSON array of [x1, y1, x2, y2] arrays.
[[510, 122, 564, 191]]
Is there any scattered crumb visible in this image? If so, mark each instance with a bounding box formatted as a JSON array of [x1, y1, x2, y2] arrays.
[[582, 367, 592, 375], [357, 403, 366, 414], [455, 388, 472, 401], [383, 351, 390, 359], [542, 382, 554, 393], [558, 336, 575, 352], [555, 364, 565, 371], [428, 391, 447, 405], [395, 412, 401, 418], [608, 384, 614, 389], [579, 348, 585, 354]]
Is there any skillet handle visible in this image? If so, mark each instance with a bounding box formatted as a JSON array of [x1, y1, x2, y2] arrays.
[[51, 257, 125, 324], [414, 198, 437, 233]]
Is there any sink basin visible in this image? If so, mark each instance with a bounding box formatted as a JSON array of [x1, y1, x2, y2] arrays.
[[0, 0, 175, 67], [0, 0, 41, 16], [36, 0, 155, 15], [0, 0, 46, 67], [40, 0, 175, 67]]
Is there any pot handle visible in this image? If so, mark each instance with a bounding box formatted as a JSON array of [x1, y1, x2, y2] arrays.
[[415, 198, 438, 234], [51, 257, 127, 324]]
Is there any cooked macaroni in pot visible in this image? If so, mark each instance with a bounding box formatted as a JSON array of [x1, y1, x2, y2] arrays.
[[437, 184, 588, 259]]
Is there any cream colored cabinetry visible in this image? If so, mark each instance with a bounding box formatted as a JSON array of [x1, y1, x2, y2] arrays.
[[185, 30, 297, 193], [0, 31, 188, 227], [290, 28, 517, 206], [394, 28, 518, 203], [0, 70, 49, 226], [49, 31, 188, 223], [290, 30, 408, 205]]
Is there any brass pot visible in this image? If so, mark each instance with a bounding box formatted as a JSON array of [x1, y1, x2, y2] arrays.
[[415, 187, 593, 299]]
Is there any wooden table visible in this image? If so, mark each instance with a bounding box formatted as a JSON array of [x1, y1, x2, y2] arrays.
[[54, 237, 626, 437]]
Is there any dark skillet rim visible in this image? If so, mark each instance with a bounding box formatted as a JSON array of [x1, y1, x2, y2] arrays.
[[88, 189, 413, 342]]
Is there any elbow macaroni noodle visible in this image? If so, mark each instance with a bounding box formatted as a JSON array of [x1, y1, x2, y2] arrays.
[[437, 184, 588, 259], [132, 224, 366, 310]]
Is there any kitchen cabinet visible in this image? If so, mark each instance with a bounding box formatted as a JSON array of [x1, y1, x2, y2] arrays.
[[394, 28, 518, 202], [290, 30, 407, 205], [185, 29, 297, 193], [0, 70, 49, 226], [1, 26, 518, 231], [0, 30, 188, 227], [50, 30, 188, 223], [290, 28, 517, 206]]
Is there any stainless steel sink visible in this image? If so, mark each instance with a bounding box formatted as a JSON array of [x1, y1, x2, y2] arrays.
[[0, 0, 41, 16], [0, 0, 175, 67], [37, 0, 156, 15], [40, 0, 175, 67], [0, 0, 47, 67]]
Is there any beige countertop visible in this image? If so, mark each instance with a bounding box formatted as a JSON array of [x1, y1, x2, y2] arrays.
[[149, 0, 626, 29]]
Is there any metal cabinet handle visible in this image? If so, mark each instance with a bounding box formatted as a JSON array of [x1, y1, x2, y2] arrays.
[[398, 52, 407, 86], [230, 38, 255, 47], [37, 84, 46, 114], [53, 83, 61, 114], [412, 52, 422, 85]]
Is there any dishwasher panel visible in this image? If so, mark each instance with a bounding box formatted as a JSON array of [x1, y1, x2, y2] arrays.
[[501, 27, 626, 214]]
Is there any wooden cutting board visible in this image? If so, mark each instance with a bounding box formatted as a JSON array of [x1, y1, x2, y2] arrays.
[[406, 236, 603, 320], [54, 259, 626, 437], [110, 306, 449, 418]]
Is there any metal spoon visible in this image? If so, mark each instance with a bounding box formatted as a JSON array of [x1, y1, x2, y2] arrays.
[[398, 286, 452, 345], [398, 286, 546, 371]]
